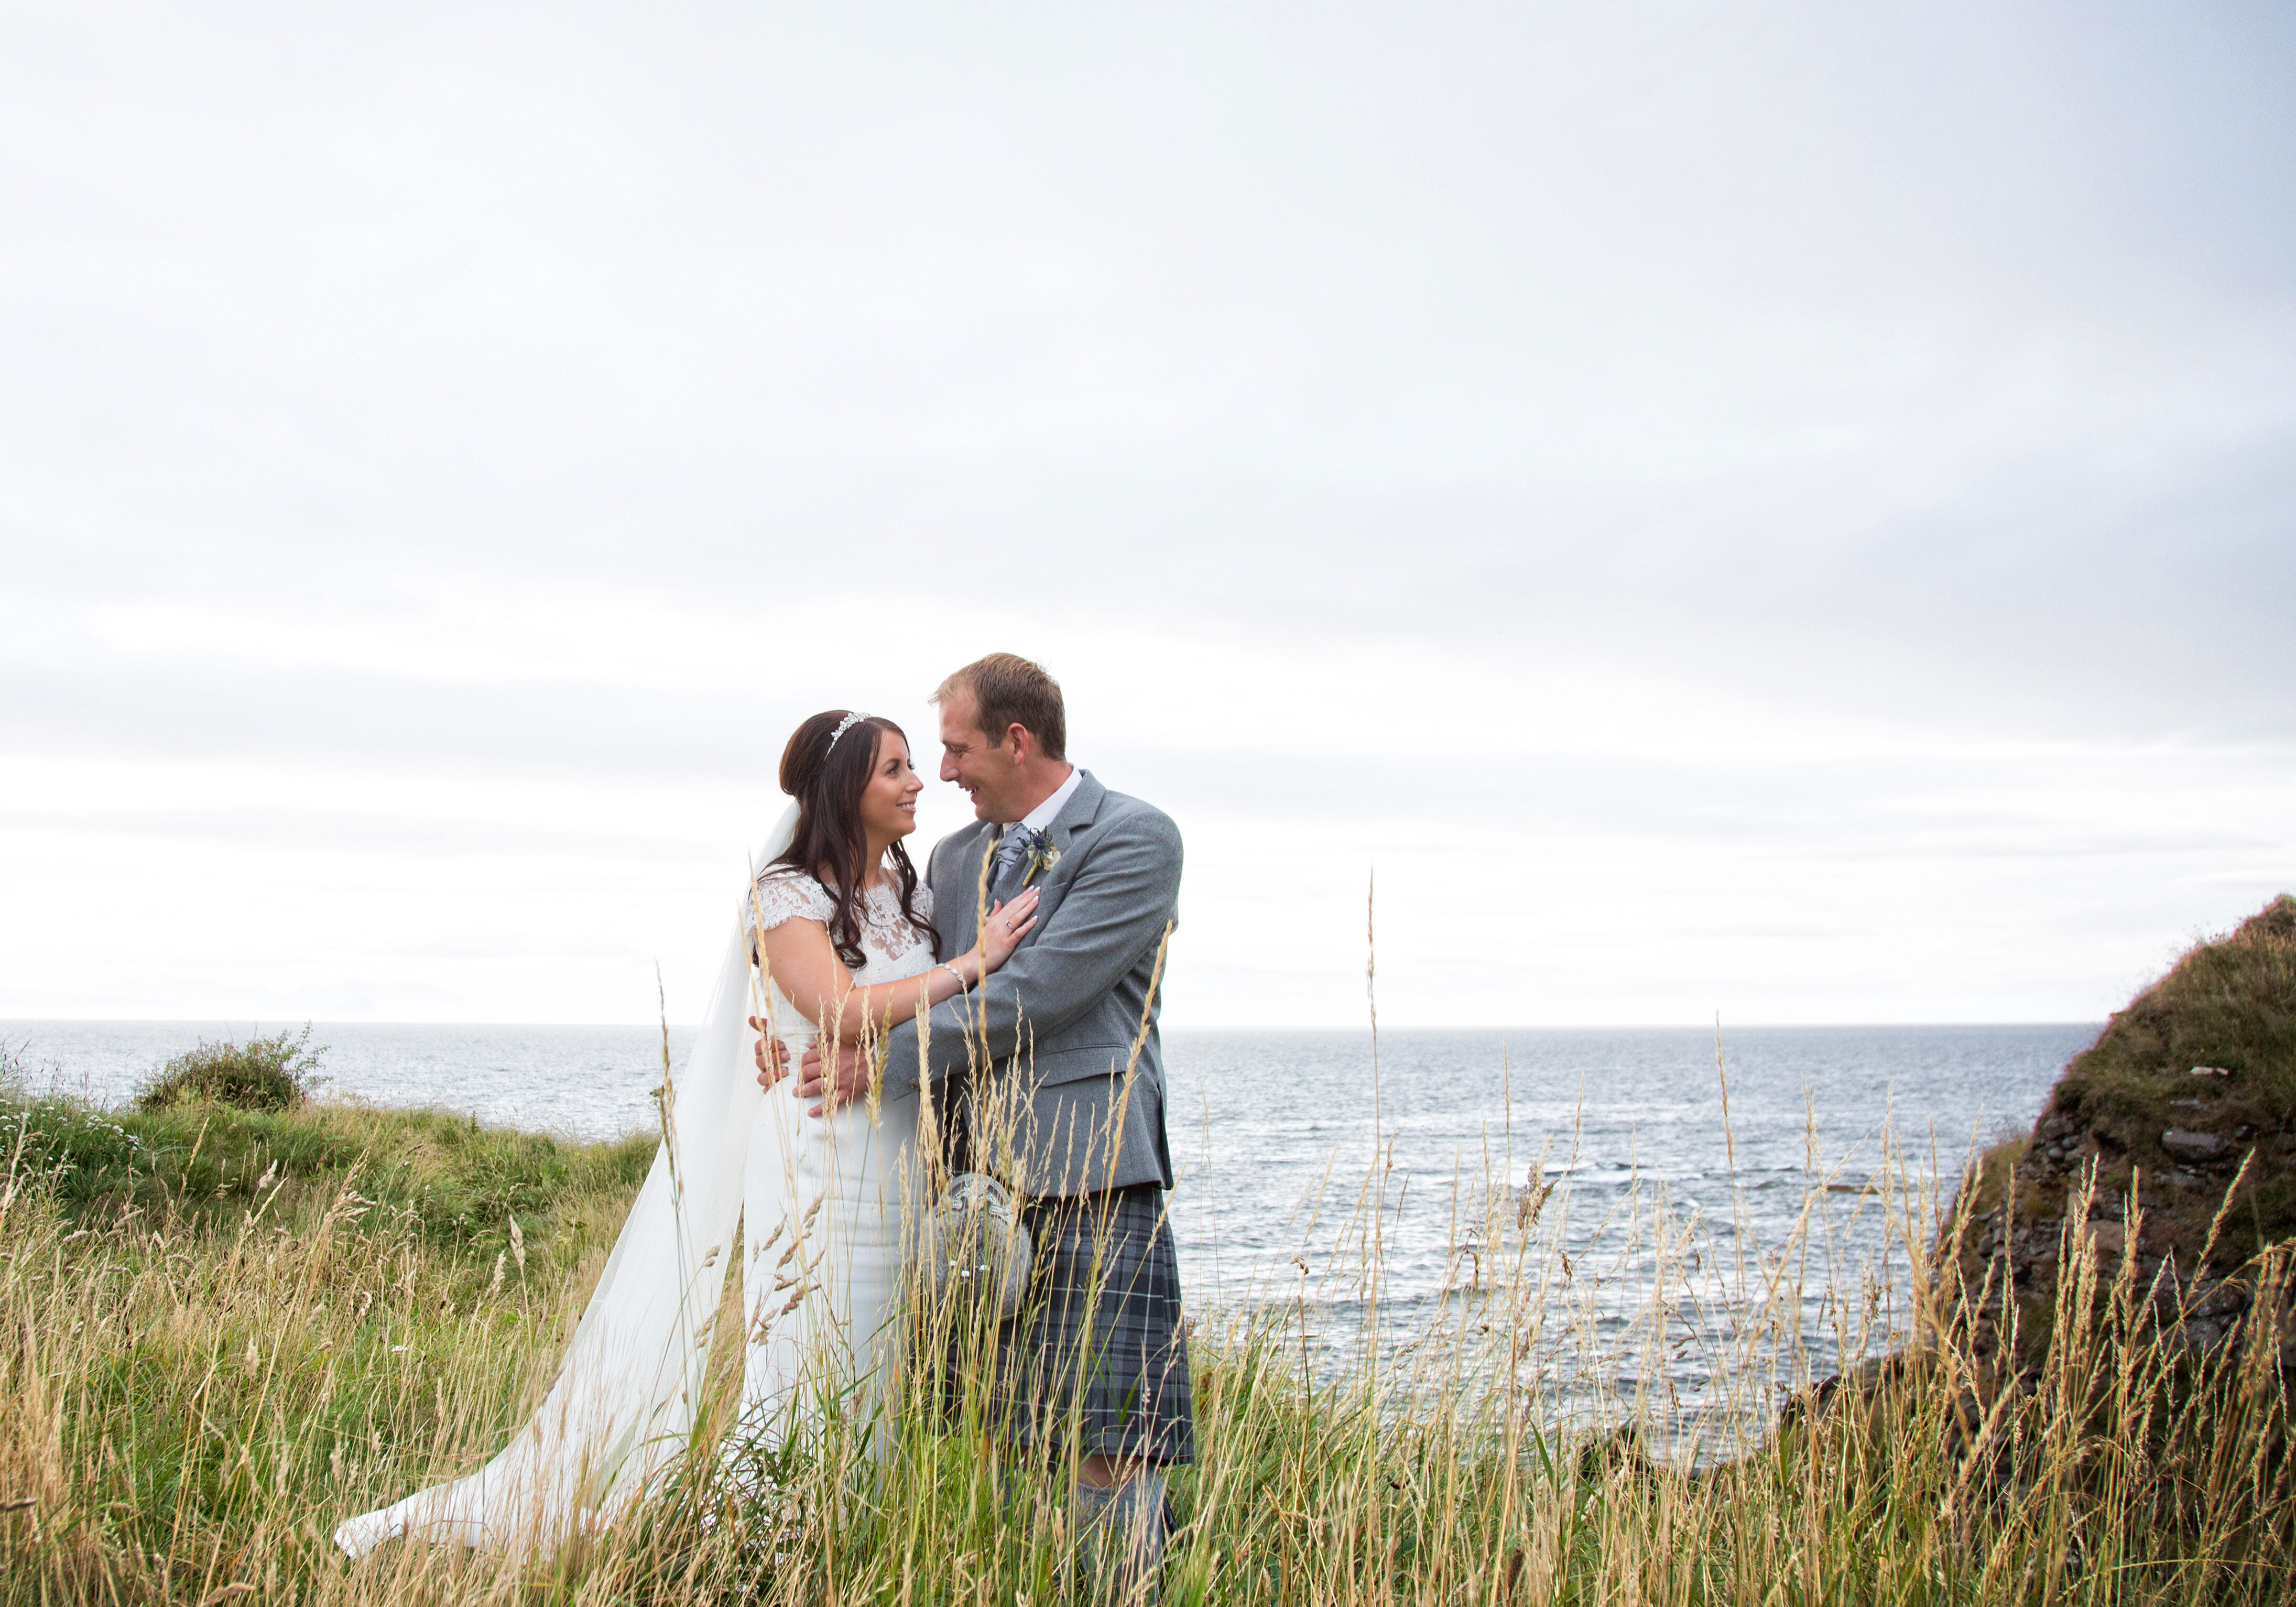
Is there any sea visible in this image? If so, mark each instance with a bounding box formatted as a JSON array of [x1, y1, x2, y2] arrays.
[[5, 1019, 2093, 1452]]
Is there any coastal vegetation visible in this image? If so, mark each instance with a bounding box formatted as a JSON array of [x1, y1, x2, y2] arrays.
[[2, 899, 2291, 1603], [1949, 894, 2296, 1339], [131, 1026, 330, 1116]]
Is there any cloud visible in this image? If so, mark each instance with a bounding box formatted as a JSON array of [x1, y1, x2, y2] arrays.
[[2, 0, 2292, 1027]]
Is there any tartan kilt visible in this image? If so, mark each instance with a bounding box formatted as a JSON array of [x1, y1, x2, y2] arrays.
[[943, 1182, 1194, 1465]]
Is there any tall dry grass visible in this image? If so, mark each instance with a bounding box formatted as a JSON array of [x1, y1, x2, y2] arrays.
[[4, 1046, 2290, 1604]]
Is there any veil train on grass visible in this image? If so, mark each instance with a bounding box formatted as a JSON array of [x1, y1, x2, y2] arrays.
[[334, 805, 806, 1558]]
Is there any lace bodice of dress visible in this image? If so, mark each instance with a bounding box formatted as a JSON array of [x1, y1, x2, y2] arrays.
[[748, 866, 937, 987]]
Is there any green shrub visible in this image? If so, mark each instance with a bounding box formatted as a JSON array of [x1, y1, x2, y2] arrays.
[[135, 1025, 327, 1112]]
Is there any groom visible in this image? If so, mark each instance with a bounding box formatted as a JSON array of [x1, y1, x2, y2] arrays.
[[759, 651, 1190, 1600]]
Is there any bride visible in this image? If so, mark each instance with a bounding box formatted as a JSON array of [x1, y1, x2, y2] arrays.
[[334, 709, 1038, 1557]]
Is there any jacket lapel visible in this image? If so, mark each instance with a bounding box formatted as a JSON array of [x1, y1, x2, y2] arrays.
[[1044, 769, 1103, 863], [936, 772, 1106, 958], [934, 821, 999, 953], [1021, 770, 1104, 934]]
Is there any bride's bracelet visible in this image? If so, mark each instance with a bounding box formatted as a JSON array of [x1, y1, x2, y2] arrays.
[[938, 961, 970, 990]]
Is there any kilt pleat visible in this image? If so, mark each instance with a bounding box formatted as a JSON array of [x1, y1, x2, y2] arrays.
[[945, 1182, 1194, 1465]]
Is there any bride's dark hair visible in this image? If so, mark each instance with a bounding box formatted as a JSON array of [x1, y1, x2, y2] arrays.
[[771, 711, 935, 970]]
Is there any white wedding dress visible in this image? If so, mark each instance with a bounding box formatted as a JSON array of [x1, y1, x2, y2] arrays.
[[733, 867, 935, 1463], [333, 829, 936, 1559]]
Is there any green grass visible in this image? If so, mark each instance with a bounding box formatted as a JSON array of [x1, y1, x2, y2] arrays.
[[4, 942, 2294, 1606], [1, 1085, 663, 1603]]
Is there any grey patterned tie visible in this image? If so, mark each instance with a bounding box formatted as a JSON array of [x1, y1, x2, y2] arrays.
[[987, 825, 1039, 900]]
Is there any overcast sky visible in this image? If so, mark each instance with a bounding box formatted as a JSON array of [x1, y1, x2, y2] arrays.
[[3, 1, 2291, 1029]]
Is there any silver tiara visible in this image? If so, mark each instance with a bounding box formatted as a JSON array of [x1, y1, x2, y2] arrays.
[[825, 710, 870, 752]]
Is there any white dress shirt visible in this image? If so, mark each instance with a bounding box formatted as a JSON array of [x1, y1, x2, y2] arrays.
[[1012, 764, 1081, 837]]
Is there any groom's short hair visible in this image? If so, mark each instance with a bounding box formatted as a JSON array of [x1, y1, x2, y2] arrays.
[[935, 653, 1067, 761]]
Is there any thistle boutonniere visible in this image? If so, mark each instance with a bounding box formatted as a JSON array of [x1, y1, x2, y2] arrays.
[[1019, 832, 1061, 888]]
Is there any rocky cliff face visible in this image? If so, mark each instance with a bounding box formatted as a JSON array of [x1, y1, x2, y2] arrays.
[[1950, 895, 2296, 1367]]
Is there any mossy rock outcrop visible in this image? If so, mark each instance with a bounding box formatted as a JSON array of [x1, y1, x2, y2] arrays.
[[1769, 898, 2296, 1565], [1948, 894, 2296, 1366]]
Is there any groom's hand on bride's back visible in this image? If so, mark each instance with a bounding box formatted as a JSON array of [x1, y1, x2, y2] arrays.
[[795, 1040, 871, 1118], [749, 1019, 792, 1091], [750, 1020, 868, 1115]]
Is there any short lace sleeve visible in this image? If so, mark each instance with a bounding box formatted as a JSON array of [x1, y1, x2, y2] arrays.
[[747, 867, 833, 935]]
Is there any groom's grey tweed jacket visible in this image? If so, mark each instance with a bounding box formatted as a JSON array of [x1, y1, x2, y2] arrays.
[[882, 770, 1179, 1200]]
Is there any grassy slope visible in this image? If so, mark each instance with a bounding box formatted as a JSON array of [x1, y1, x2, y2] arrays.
[[1, 1097, 653, 1602], [8, 1093, 654, 1277]]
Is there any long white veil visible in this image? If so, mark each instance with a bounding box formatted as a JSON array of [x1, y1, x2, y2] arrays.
[[334, 804, 803, 1558]]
